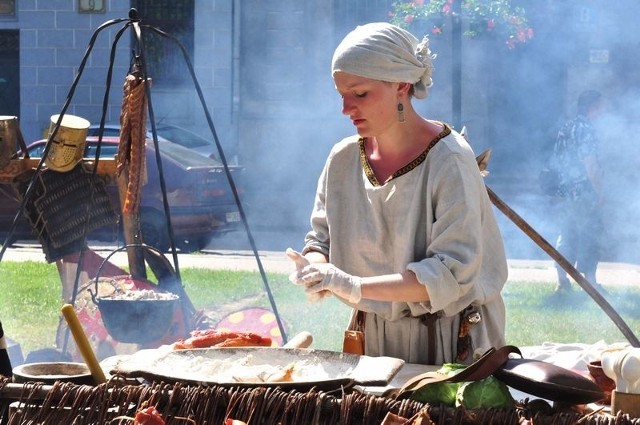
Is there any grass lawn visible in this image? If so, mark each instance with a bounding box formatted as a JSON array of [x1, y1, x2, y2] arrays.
[[1, 260, 639, 360]]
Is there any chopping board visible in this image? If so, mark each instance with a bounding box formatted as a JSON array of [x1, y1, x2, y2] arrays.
[[110, 346, 404, 390]]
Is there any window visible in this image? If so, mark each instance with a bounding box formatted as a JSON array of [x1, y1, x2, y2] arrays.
[[0, 30, 19, 117], [0, 0, 15, 18], [132, 0, 194, 87]]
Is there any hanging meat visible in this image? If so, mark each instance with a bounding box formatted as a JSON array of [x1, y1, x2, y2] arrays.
[[116, 72, 148, 214]]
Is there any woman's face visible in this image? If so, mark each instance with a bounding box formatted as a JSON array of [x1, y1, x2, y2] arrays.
[[334, 71, 400, 137]]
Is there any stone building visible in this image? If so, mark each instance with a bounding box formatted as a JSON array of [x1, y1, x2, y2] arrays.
[[0, 0, 639, 259]]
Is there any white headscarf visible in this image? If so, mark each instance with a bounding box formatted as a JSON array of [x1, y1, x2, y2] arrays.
[[331, 22, 436, 99]]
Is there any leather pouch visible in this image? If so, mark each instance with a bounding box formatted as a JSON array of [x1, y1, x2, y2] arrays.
[[342, 309, 366, 355], [342, 330, 365, 355]]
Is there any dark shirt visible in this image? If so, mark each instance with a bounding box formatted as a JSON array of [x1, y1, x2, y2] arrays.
[[552, 114, 598, 199]]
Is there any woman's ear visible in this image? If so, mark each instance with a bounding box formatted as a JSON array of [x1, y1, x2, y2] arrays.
[[397, 82, 412, 97]]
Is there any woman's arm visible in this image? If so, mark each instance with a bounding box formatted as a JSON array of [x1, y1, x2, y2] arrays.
[[360, 270, 430, 302], [304, 250, 329, 264]]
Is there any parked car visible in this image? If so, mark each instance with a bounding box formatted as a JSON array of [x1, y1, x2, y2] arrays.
[[0, 136, 244, 252], [87, 123, 221, 161]]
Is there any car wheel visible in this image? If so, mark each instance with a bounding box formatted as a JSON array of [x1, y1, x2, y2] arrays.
[[176, 235, 212, 253], [1, 233, 17, 247], [140, 210, 171, 253]]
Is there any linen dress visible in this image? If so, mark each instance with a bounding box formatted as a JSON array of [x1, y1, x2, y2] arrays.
[[302, 124, 508, 365]]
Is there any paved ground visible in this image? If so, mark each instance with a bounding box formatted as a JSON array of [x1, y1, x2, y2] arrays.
[[3, 243, 640, 287]]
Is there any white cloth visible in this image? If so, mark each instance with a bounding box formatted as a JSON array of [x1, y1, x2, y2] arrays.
[[303, 126, 508, 364], [521, 340, 629, 374], [331, 22, 435, 99]]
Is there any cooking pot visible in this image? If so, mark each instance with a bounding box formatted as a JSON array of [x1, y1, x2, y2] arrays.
[[90, 244, 181, 344]]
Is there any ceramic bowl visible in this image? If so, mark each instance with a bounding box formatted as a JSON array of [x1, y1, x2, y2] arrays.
[[12, 362, 94, 385], [587, 360, 616, 404]]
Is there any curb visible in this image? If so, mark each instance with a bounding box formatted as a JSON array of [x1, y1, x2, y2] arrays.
[[3, 245, 640, 286]]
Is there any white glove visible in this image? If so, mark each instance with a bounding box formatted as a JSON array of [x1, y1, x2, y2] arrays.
[[285, 248, 332, 302], [294, 262, 362, 304]]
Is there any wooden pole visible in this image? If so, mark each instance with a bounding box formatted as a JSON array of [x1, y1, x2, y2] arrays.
[[486, 185, 640, 347], [473, 147, 639, 347]]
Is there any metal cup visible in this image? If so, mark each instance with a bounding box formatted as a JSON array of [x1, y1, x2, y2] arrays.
[[0, 115, 23, 170], [47, 114, 91, 172]]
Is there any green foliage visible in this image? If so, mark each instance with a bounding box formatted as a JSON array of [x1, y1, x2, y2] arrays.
[[389, 0, 533, 49], [180, 267, 351, 351], [1, 262, 639, 358], [456, 376, 514, 409], [503, 280, 640, 347], [411, 363, 514, 409], [0, 261, 62, 352], [411, 363, 465, 405]]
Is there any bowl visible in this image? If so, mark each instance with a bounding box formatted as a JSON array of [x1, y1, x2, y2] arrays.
[[587, 360, 616, 404], [12, 362, 94, 385]]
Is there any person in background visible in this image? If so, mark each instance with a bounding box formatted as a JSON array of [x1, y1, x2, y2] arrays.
[[286, 23, 508, 365], [552, 90, 605, 293]]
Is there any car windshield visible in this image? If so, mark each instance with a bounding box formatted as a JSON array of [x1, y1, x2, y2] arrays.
[[157, 140, 222, 167], [27, 144, 47, 157], [85, 144, 118, 159], [155, 125, 214, 149], [29, 140, 223, 168], [86, 126, 121, 137], [87, 124, 216, 157], [26, 140, 119, 160]]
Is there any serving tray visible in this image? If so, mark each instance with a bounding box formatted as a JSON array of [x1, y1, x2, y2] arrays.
[[111, 347, 404, 391]]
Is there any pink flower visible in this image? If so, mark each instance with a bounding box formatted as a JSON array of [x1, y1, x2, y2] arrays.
[[509, 15, 522, 25], [390, 0, 533, 49]]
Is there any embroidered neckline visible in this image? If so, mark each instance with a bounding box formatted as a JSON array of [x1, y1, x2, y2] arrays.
[[359, 123, 451, 186]]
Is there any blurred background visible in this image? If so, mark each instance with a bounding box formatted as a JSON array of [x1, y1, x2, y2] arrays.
[[0, 0, 638, 264]]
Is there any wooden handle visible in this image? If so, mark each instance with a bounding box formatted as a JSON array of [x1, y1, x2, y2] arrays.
[[61, 304, 107, 384], [282, 331, 313, 349]]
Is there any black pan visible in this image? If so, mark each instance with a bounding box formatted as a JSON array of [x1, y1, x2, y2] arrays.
[[494, 358, 604, 404]]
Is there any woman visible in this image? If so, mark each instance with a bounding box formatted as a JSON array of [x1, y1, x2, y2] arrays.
[[287, 22, 507, 365]]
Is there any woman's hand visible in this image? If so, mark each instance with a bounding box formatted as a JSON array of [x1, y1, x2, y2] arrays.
[[286, 248, 309, 271], [286, 249, 333, 302], [290, 260, 362, 304]]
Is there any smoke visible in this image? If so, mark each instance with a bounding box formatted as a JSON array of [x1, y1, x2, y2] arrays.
[[483, 1, 640, 265], [138, 2, 640, 266]]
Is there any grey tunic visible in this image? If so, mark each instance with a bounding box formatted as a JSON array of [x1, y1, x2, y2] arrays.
[[303, 125, 508, 365]]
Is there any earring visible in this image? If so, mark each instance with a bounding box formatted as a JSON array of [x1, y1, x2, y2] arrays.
[[397, 102, 405, 123]]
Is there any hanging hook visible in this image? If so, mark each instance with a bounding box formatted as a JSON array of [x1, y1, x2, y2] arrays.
[[128, 8, 141, 22]]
